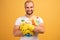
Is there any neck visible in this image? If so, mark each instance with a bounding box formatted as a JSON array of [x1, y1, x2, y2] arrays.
[[25, 14, 34, 18]]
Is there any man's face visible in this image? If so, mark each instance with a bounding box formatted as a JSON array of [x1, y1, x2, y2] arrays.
[[25, 2, 34, 15]]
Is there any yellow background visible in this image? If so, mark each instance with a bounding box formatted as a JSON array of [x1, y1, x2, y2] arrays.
[[0, 0, 60, 40]]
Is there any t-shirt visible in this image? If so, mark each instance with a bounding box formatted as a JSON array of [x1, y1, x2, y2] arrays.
[[14, 15, 44, 40]]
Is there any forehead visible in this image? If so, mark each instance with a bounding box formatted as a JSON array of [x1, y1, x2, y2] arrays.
[[25, 2, 34, 7]]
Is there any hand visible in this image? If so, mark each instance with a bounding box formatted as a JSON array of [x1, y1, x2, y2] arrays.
[[33, 23, 45, 33], [33, 26, 39, 33]]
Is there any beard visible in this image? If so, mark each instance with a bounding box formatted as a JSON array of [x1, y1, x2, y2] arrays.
[[26, 10, 33, 15]]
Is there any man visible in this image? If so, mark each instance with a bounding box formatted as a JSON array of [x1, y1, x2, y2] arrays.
[[13, 0, 45, 40]]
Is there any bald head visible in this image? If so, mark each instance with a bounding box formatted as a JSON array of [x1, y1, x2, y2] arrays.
[[25, 0, 34, 7], [24, 0, 34, 15]]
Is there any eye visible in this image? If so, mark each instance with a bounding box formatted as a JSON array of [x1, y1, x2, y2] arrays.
[[30, 7, 33, 8], [26, 7, 29, 8]]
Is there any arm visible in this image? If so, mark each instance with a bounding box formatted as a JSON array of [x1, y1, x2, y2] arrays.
[[13, 25, 23, 37], [33, 23, 45, 34]]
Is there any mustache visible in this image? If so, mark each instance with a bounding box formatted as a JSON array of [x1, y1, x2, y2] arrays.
[[27, 10, 32, 11]]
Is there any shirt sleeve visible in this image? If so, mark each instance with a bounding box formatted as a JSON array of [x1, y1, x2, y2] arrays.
[[37, 17, 44, 24], [14, 17, 21, 26]]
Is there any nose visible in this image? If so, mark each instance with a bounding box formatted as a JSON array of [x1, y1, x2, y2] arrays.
[[29, 7, 32, 11]]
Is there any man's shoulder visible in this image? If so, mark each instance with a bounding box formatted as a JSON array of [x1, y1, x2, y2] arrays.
[[34, 15, 42, 19]]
